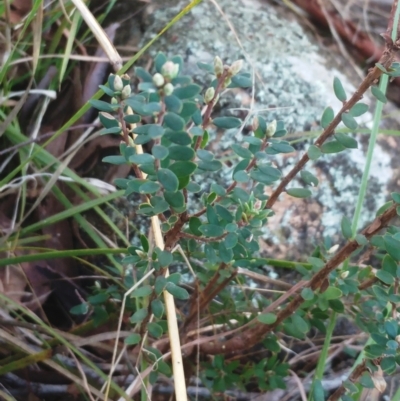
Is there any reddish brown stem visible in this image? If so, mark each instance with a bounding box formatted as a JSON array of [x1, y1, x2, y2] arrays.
[[199, 203, 397, 355]]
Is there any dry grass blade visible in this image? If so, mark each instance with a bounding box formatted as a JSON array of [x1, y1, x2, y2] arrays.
[[31, 0, 43, 74], [70, 0, 122, 70]]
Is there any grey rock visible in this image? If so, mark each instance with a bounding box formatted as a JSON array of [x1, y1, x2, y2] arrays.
[[138, 0, 397, 258]]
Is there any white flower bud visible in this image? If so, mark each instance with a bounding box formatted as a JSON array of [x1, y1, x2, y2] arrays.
[[161, 61, 179, 80], [252, 116, 259, 132], [121, 85, 132, 99], [152, 73, 165, 87], [223, 77, 231, 88], [204, 87, 215, 104], [113, 75, 123, 91], [214, 56, 223, 77], [163, 83, 174, 96], [135, 250, 148, 259], [111, 97, 118, 104], [228, 59, 243, 77], [266, 120, 277, 138]]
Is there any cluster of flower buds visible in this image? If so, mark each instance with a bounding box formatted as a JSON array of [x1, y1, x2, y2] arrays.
[[213, 56, 244, 90], [112, 74, 132, 100], [152, 61, 180, 96]]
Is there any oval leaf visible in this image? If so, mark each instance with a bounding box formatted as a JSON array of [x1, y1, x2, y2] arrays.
[[258, 313, 277, 324], [286, 188, 312, 199], [157, 168, 179, 192], [213, 117, 242, 129], [341, 113, 358, 130], [321, 106, 334, 128], [333, 76, 347, 102]]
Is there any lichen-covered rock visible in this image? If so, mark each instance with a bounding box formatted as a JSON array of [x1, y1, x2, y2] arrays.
[[138, 0, 398, 259]]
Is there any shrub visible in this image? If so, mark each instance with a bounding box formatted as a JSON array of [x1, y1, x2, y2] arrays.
[[84, 38, 400, 401]]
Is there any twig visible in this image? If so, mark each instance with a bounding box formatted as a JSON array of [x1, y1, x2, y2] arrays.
[[265, 23, 400, 209], [198, 203, 398, 354]]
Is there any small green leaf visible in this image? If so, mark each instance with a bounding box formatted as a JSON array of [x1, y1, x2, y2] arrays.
[[164, 112, 185, 131], [164, 190, 185, 211], [154, 52, 167, 72], [307, 145, 322, 160], [155, 247, 173, 267], [270, 141, 295, 153], [392, 192, 400, 204], [123, 114, 141, 124], [139, 181, 160, 194], [157, 168, 179, 192], [286, 188, 312, 198], [130, 308, 148, 323], [312, 379, 325, 401], [355, 234, 367, 246], [321, 106, 334, 128], [99, 112, 119, 129], [89, 99, 119, 112], [231, 73, 252, 88], [168, 145, 195, 161], [164, 130, 192, 145], [213, 117, 242, 129], [88, 293, 109, 305], [148, 322, 163, 338], [155, 276, 167, 295], [199, 224, 224, 237], [341, 216, 353, 239], [333, 76, 347, 102], [300, 170, 319, 186], [384, 236, 400, 261], [376, 270, 394, 285], [233, 170, 249, 182], [350, 103, 369, 117], [382, 254, 397, 276], [152, 145, 169, 160], [129, 153, 154, 165], [102, 155, 126, 165], [301, 288, 314, 300], [131, 285, 153, 298], [341, 113, 358, 130], [151, 299, 165, 319], [187, 182, 201, 193], [164, 95, 183, 113], [231, 144, 252, 159], [334, 132, 358, 149], [168, 161, 197, 177], [189, 217, 202, 236], [197, 61, 214, 72], [173, 84, 202, 99], [197, 149, 214, 161], [371, 86, 387, 103], [179, 101, 198, 120], [124, 333, 141, 345], [376, 201, 394, 216], [322, 286, 342, 300], [381, 356, 396, 374], [165, 283, 189, 299], [198, 160, 222, 172], [70, 303, 89, 315], [258, 313, 277, 324], [320, 140, 346, 154], [292, 314, 309, 333], [224, 233, 238, 249]]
